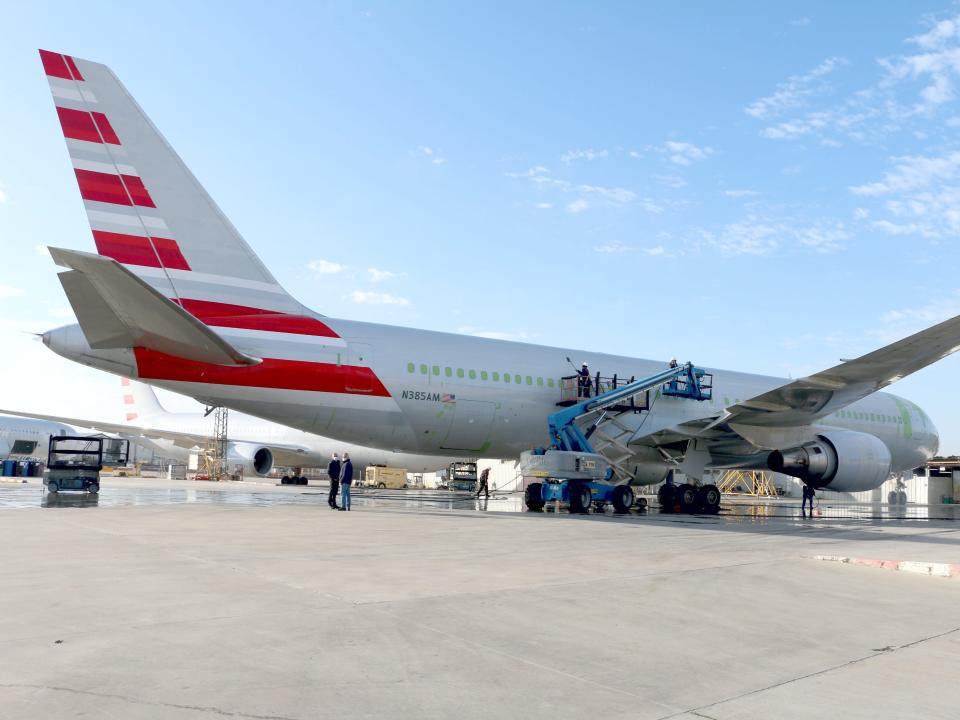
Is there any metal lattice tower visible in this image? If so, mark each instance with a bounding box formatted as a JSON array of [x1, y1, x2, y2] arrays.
[[200, 405, 229, 480]]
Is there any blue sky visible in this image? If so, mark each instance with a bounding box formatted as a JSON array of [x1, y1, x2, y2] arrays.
[[3, 2, 960, 452]]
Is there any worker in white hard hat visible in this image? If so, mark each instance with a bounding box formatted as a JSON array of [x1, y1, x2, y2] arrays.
[[669, 357, 678, 368], [578, 361, 592, 398]]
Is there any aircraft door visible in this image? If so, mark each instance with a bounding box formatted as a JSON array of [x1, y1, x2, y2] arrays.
[[345, 342, 375, 393], [440, 400, 496, 452]]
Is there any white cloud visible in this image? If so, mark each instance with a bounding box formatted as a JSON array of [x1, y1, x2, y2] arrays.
[[457, 326, 530, 342], [307, 259, 346, 275], [34, 244, 49, 257], [745, 57, 846, 120], [534, 202, 553, 209], [0, 188, 7, 205], [723, 189, 759, 198], [0, 284, 23, 299], [48, 307, 74, 319], [560, 148, 608, 164], [794, 223, 850, 254], [697, 217, 849, 256], [853, 207, 870, 220], [418, 146, 447, 165], [566, 198, 589, 213], [350, 290, 409, 306], [790, 17, 811, 27], [508, 166, 646, 213], [850, 151, 960, 196], [642, 245, 676, 258], [663, 140, 713, 166], [367, 267, 398, 283], [593, 241, 632, 253]]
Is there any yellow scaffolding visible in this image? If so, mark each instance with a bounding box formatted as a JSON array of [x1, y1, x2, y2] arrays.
[[716, 469, 779, 497]]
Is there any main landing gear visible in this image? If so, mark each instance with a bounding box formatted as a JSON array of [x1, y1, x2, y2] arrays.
[[657, 483, 721, 514]]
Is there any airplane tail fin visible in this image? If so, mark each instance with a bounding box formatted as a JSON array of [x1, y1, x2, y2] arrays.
[[121, 377, 165, 423], [39, 49, 310, 320]]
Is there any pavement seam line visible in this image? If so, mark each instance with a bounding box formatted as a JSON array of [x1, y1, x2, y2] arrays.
[[658, 625, 960, 719], [0, 683, 298, 720]]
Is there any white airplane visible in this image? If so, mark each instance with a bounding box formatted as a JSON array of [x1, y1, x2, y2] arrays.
[[0, 416, 73, 462], [3, 377, 459, 477], [33, 50, 946, 510]]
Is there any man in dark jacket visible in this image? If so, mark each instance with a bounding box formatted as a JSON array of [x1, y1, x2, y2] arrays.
[[327, 453, 341, 510], [476, 467, 490, 499], [338, 453, 354, 511]]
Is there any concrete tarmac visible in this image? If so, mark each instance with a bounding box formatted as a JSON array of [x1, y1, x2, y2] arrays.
[[2, 478, 959, 719]]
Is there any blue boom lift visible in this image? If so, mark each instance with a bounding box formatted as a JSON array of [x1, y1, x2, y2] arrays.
[[521, 362, 712, 514]]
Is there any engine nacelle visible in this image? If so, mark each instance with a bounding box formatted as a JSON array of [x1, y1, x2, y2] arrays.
[[226, 442, 274, 477], [767, 430, 891, 492]]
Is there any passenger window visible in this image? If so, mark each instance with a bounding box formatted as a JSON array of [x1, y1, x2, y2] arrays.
[[432, 365, 440, 376], [492, 371, 499, 381], [537, 377, 544, 386], [526, 376, 533, 385], [482, 371, 489, 381], [548, 378, 555, 387], [420, 364, 428, 375], [445, 367, 452, 378], [503, 372, 511, 383], [515, 375, 521, 384], [407, 362, 415, 373], [457, 368, 464, 378], [469, 370, 476, 379]]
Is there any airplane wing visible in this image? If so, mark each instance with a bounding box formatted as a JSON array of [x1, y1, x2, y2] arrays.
[[715, 313, 960, 427], [0, 408, 319, 460]]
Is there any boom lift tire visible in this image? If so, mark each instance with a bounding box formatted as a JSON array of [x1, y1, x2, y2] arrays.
[[47, 480, 59, 494], [88, 482, 100, 494], [569, 482, 592, 514], [657, 484, 676, 512], [525, 482, 545, 511], [697, 484, 721, 513], [612, 484, 634, 514], [678, 484, 698, 513]]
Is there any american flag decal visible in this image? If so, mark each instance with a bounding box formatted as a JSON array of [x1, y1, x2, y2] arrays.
[[441, 393, 456, 403]]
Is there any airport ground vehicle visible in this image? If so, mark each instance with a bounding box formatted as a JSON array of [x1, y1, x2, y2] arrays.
[[44, 436, 128, 494], [364, 466, 408, 489], [522, 363, 715, 514]]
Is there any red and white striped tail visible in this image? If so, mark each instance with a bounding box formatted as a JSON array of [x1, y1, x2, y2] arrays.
[[120, 377, 165, 422], [39, 49, 318, 329]]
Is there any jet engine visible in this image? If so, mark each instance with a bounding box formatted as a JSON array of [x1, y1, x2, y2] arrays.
[[767, 430, 891, 492], [226, 443, 274, 477]]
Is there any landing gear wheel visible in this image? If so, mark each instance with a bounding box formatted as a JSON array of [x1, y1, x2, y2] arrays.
[[635, 496, 648, 511], [657, 484, 676, 512], [612, 485, 635, 514], [87, 482, 100, 494], [377, 482, 386, 489], [888, 490, 897, 504], [525, 482, 545, 511], [281, 475, 290, 485], [678, 484, 698, 513], [897, 490, 907, 505], [697, 484, 721, 513], [47, 480, 58, 494], [569, 482, 592, 514]]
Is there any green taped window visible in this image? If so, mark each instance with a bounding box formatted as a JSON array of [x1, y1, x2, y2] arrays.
[[420, 364, 428, 375], [407, 362, 415, 374]]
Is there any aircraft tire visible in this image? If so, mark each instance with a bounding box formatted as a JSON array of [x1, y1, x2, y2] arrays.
[[612, 484, 634, 514], [678, 484, 698, 513], [897, 490, 908, 505], [635, 496, 648, 511], [87, 482, 100, 494], [525, 482, 545, 511], [657, 484, 676, 512], [569, 482, 592, 514], [698, 484, 721, 513], [47, 481, 58, 494]]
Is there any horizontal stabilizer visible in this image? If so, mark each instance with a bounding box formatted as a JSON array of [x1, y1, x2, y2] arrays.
[[50, 247, 259, 367]]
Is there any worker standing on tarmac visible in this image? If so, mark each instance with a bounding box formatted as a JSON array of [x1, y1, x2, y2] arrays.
[[327, 453, 341, 510], [801, 483, 815, 516], [338, 453, 353, 511], [578, 362, 592, 398], [476, 467, 490, 499]]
